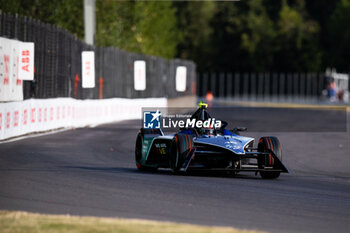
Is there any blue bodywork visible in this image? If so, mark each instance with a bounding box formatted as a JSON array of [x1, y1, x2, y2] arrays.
[[194, 135, 254, 155]]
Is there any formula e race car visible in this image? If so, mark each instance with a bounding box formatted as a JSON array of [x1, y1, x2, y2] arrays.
[[135, 102, 288, 179]]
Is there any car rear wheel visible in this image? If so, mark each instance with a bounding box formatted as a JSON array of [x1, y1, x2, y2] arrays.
[[169, 134, 193, 174], [258, 136, 282, 179]]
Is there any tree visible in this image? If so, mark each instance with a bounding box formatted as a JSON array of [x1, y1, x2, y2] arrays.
[[0, 0, 84, 39], [240, 0, 276, 71], [205, 0, 276, 72], [274, 0, 321, 71], [96, 1, 181, 58], [1, 0, 181, 58], [96, 0, 135, 48], [173, 1, 216, 70], [206, 1, 246, 71], [132, 1, 181, 58], [327, 0, 350, 72], [50, 0, 84, 39], [2, 0, 347, 72]]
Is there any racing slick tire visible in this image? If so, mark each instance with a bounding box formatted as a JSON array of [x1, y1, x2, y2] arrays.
[[169, 134, 194, 174], [258, 136, 282, 179], [135, 133, 157, 172]]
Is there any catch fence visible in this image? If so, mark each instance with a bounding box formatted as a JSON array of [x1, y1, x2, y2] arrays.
[[0, 12, 196, 100], [197, 72, 350, 103]]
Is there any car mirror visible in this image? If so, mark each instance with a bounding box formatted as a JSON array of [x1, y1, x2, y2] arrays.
[[232, 127, 247, 135], [233, 127, 247, 131], [220, 120, 228, 130]]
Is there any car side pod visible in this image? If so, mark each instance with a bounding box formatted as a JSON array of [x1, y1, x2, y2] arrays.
[[258, 136, 288, 179]]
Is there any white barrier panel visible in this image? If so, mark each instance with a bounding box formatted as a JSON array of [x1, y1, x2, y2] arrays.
[[0, 97, 167, 140], [19, 42, 35, 81], [0, 37, 11, 101], [10, 40, 23, 101], [82, 51, 95, 88], [0, 38, 3, 100], [0, 37, 24, 101], [134, 60, 146, 91], [176, 66, 187, 92], [0, 103, 5, 139]]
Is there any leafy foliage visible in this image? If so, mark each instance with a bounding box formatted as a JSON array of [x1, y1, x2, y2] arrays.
[[96, 1, 181, 58], [0, 0, 349, 72], [174, 1, 215, 66], [240, 0, 276, 71], [274, 0, 321, 71], [327, 0, 350, 72], [0, 0, 84, 39]]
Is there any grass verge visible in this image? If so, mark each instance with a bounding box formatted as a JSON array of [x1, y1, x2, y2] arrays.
[[0, 211, 265, 233]]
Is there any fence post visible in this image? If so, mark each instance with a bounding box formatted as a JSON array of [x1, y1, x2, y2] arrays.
[[1, 10, 6, 34], [243, 73, 249, 100], [74, 74, 80, 98], [287, 73, 292, 102], [250, 73, 256, 101], [293, 73, 298, 102], [99, 77, 104, 99], [0, 10, 2, 36], [299, 73, 305, 102], [257, 73, 263, 100], [219, 72, 225, 98], [211, 72, 217, 97], [279, 73, 285, 102], [264, 72, 270, 101], [272, 72, 278, 101], [3, 12, 7, 37], [14, 13, 18, 39], [318, 72, 325, 102], [226, 73, 232, 99], [312, 72, 318, 103], [234, 73, 240, 100], [306, 73, 312, 102], [202, 72, 208, 97]]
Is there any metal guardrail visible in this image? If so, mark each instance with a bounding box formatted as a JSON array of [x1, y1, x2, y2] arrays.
[[0, 12, 196, 100]]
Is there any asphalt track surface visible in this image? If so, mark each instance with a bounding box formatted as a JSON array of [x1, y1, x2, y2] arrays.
[[1, 107, 350, 233]]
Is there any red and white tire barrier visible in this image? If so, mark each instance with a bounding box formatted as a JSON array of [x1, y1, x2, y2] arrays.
[[0, 97, 167, 140]]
